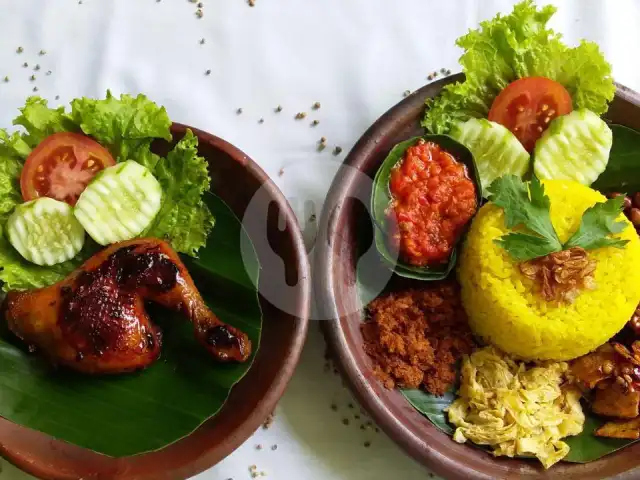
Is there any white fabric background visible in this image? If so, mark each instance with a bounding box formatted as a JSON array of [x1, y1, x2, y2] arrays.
[[0, 1, 639, 479]]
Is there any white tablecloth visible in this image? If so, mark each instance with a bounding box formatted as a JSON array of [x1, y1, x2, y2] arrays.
[[1, 1, 639, 479]]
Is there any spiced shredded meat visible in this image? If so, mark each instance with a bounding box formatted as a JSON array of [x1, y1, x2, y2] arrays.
[[361, 282, 474, 396]]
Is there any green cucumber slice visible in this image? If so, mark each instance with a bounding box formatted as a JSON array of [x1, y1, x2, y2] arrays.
[[450, 118, 530, 197], [75, 160, 162, 245], [6, 197, 85, 266], [534, 109, 612, 186]]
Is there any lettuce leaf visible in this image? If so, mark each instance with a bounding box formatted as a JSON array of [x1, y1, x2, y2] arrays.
[[422, 0, 616, 134], [0, 233, 88, 291], [0, 130, 31, 160], [0, 93, 213, 291], [69, 91, 172, 170], [13, 97, 76, 148], [146, 130, 215, 257]]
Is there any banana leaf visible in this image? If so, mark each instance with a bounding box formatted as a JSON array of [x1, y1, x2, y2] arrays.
[[371, 135, 480, 281], [0, 192, 262, 457], [592, 124, 640, 194]]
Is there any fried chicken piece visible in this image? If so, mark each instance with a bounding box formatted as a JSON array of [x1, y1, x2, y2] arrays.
[[571, 344, 618, 389], [595, 417, 640, 440], [593, 388, 640, 419], [5, 238, 251, 374]]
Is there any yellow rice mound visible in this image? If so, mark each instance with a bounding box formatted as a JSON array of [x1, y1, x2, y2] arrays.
[[459, 180, 640, 361]]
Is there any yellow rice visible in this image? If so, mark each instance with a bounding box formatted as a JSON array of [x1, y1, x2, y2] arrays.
[[458, 180, 640, 361]]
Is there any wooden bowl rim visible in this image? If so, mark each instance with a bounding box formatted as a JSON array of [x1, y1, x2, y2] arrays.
[[0, 123, 311, 480], [314, 74, 640, 479]]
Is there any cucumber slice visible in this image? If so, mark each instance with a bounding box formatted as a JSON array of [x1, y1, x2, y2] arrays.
[[450, 118, 530, 197], [533, 109, 612, 186], [75, 160, 162, 245], [6, 197, 85, 266]]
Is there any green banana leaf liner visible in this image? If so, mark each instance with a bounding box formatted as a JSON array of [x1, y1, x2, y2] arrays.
[[370, 135, 482, 281]]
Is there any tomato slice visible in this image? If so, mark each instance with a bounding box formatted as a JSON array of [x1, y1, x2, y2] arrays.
[[21, 132, 116, 206], [488, 77, 573, 152]]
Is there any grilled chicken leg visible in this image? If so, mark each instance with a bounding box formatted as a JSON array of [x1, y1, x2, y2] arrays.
[[4, 238, 251, 374]]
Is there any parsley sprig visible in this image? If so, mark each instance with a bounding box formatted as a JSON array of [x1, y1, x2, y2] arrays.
[[487, 175, 629, 261]]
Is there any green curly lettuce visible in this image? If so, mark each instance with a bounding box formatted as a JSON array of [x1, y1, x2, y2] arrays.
[[69, 91, 172, 170], [422, 0, 616, 134], [146, 130, 216, 257], [0, 93, 214, 291]]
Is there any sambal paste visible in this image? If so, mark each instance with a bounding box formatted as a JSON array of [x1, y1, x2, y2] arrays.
[[387, 139, 477, 266]]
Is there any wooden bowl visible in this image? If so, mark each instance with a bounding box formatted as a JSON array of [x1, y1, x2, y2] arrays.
[[0, 124, 311, 480], [315, 73, 640, 479]]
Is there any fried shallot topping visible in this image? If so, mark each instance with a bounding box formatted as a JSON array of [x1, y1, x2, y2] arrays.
[[519, 247, 597, 304]]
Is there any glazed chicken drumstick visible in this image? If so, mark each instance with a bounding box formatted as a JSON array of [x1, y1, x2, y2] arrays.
[[4, 238, 252, 374]]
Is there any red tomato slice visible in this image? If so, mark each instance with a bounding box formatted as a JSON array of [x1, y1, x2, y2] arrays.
[[488, 77, 573, 152], [21, 132, 116, 206]]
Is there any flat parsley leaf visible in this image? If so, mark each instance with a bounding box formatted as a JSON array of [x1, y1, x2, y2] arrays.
[[495, 232, 565, 262], [488, 175, 629, 261], [564, 195, 629, 250], [487, 175, 562, 260]]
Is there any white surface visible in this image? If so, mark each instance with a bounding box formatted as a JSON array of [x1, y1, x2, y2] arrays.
[[0, 1, 639, 479]]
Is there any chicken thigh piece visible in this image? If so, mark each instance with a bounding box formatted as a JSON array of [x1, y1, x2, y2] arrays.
[[4, 238, 252, 374]]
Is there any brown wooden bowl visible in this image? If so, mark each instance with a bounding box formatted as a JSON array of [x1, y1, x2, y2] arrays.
[[0, 123, 311, 480], [315, 73, 640, 479]]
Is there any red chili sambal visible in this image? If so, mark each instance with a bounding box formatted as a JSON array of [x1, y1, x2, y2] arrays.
[[387, 140, 477, 266]]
